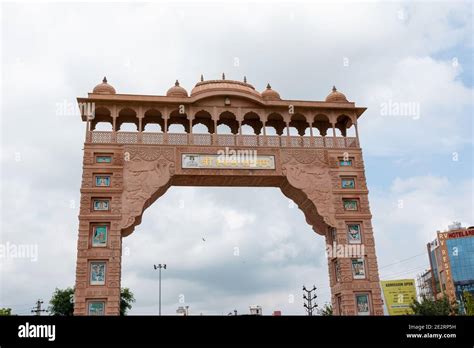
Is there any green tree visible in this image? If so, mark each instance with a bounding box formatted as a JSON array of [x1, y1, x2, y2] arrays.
[[120, 287, 136, 316], [316, 303, 333, 316], [49, 287, 75, 316], [410, 295, 457, 316], [462, 290, 474, 315], [0, 308, 12, 316], [48, 287, 136, 316]]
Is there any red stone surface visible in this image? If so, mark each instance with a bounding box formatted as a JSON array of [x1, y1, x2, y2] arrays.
[[74, 78, 383, 315]]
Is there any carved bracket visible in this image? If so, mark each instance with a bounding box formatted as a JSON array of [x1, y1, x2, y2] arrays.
[[119, 147, 175, 234], [280, 149, 337, 229]]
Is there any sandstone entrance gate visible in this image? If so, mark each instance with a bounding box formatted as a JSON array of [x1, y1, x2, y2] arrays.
[[74, 75, 384, 315]]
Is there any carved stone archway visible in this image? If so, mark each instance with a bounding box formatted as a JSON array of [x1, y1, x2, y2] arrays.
[[74, 76, 383, 316]]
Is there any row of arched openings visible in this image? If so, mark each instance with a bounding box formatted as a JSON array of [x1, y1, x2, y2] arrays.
[[90, 107, 357, 137]]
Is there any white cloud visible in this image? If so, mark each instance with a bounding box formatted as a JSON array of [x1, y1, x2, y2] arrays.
[[359, 56, 472, 156], [120, 187, 329, 314], [372, 175, 473, 281], [0, 1, 472, 315]]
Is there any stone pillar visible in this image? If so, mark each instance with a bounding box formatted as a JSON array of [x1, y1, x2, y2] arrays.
[[85, 117, 91, 143], [74, 225, 122, 315], [326, 149, 384, 316], [112, 105, 117, 143], [327, 221, 383, 315], [163, 107, 168, 145], [188, 113, 193, 145], [354, 122, 360, 147], [212, 107, 218, 145], [73, 146, 123, 315], [138, 107, 143, 144]]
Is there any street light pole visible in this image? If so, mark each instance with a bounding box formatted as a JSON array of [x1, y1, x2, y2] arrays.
[[154, 264, 167, 316]]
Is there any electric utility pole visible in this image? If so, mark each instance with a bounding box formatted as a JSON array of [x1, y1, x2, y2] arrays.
[[31, 300, 47, 316], [303, 285, 318, 316]]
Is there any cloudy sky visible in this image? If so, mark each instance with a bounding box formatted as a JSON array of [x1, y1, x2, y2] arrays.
[[0, 0, 472, 315]]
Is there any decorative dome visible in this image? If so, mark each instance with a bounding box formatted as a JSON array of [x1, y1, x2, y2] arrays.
[[325, 86, 349, 103], [166, 80, 188, 97], [261, 83, 281, 101], [92, 77, 116, 94], [190, 75, 261, 98]]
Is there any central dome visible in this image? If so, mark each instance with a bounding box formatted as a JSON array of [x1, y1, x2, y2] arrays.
[[190, 75, 261, 98]]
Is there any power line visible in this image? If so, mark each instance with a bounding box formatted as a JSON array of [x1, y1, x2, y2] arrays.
[[294, 252, 430, 302], [381, 265, 429, 279], [379, 252, 427, 270], [384, 266, 426, 278], [381, 262, 428, 275]]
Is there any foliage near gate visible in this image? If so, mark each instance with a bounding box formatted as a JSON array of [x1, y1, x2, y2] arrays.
[[410, 295, 457, 316], [0, 308, 12, 316], [49, 287, 135, 315], [462, 290, 474, 315], [49, 287, 75, 316]]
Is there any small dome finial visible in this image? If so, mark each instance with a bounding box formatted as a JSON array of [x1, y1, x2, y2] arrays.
[[200, 74, 204, 82], [222, 73, 226, 80], [93, 76, 116, 94], [244, 76, 247, 83], [326, 85, 348, 103], [261, 83, 281, 101], [167, 80, 188, 97]]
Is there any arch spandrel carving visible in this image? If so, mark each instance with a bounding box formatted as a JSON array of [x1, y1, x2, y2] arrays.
[[280, 149, 337, 229], [119, 147, 337, 237], [120, 146, 175, 235]]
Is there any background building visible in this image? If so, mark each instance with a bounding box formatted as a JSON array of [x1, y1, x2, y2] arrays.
[[427, 223, 474, 311], [249, 305, 262, 316], [416, 270, 434, 300], [176, 306, 189, 316]]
